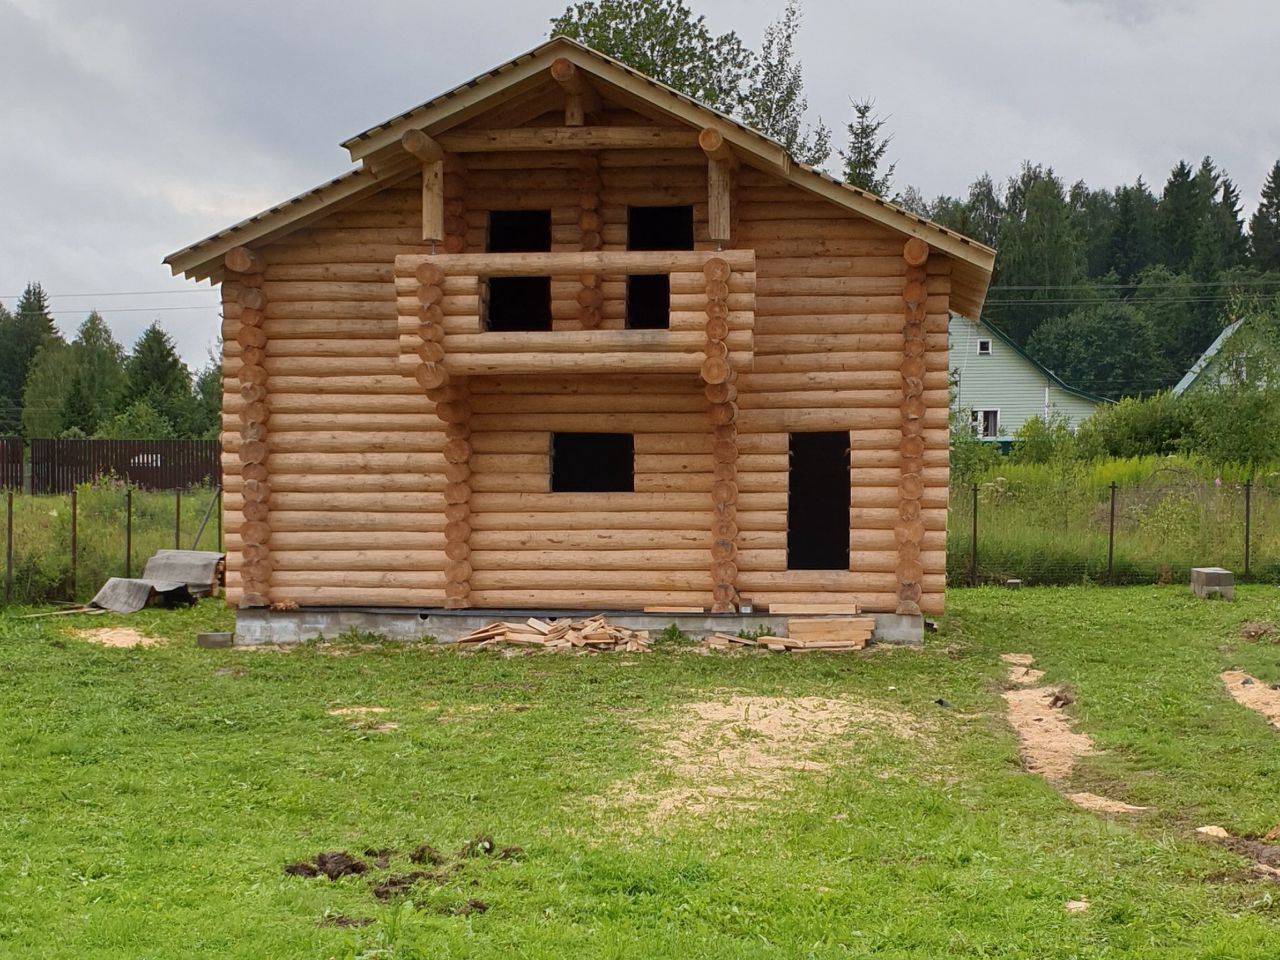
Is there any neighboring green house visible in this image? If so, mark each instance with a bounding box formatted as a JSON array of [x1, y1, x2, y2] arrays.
[[949, 314, 1109, 441], [1171, 319, 1245, 395]]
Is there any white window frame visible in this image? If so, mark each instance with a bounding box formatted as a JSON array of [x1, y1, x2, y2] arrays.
[[976, 339, 992, 356], [970, 408, 1000, 439]]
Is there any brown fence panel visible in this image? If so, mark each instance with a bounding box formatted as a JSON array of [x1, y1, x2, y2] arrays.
[[29, 439, 220, 493], [0, 439, 21, 490]]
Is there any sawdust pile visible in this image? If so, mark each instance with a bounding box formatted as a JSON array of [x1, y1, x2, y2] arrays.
[[73, 627, 164, 649], [1066, 792, 1150, 814], [1221, 671, 1280, 730], [599, 695, 925, 826]]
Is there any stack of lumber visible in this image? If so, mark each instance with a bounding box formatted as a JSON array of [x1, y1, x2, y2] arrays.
[[705, 616, 875, 653], [456, 615, 651, 653]]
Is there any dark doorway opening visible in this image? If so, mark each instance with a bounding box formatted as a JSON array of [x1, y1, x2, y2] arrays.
[[487, 210, 552, 331], [626, 205, 694, 329], [551, 432, 634, 493], [787, 431, 851, 570]]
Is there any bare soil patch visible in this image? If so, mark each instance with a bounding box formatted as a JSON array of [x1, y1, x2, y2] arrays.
[[1221, 671, 1280, 729], [1001, 684, 1096, 781], [1240, 622, 1275, 641], [599, 694, 926, 825], [72, 627, 164, 649], [1066, 792, 1150, 814], [327, 706, 388, 717]]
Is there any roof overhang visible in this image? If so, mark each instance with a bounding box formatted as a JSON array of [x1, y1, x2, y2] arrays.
[[166, 36, 995, 315]]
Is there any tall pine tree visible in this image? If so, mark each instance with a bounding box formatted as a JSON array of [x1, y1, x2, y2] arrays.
[[69, 312, 126, 432], [1156, 160, 1201, 273], [1107, 178, 1157, 283], [1249, 161, 1280, 272], [120, 323, 198, 436]]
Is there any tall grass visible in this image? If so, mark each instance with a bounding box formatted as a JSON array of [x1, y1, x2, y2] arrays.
[[3, 481, 221, 605], [949, 455, 1280, 585]]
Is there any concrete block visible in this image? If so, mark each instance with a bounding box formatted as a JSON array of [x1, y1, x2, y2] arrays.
[[196, 632, 234, 649], [1191, 567, 1234, 600]]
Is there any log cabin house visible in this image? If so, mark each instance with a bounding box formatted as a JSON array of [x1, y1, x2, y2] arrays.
[[164, 37, 995, 641]]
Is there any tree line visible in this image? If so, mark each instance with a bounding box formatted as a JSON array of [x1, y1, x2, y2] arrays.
[[553, 0, 1280, 400], [0, 283, 219, 440]]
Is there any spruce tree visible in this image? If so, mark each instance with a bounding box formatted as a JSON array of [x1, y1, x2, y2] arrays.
[[120, 323, 196, 436], [0, 283, 59, 434], [60, 372, 96, 437], [741, 0, 830, 166], [1107, 178, 1157, 283], [840, 99, 895, 195], [1156, 160, 1201, 272], [70, 312, 126, 431], [20, 340, 73, 438], [1248, 161, 1280, 272]]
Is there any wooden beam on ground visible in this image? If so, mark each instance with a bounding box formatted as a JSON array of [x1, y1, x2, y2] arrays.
[[550, 57, 601, 126], [437, 127, 700, 152]]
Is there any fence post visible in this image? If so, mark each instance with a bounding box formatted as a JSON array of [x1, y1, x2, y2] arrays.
[[1244, 478, 1252, 580], [175, 488, 182, 549], [970, 482, 979, 586], [125, 488, 132, 579], [70, 488, 78, 602], [1107, 481, 1117, 584], [4, 491, 12, 604], [216, 487, 223, 552]]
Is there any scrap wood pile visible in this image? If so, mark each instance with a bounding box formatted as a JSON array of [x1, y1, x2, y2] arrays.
[[707, 616, 876, 653], [457, 615, 651, 653]]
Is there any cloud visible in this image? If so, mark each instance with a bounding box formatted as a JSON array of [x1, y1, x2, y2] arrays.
[[2, 0, 1277, 367]]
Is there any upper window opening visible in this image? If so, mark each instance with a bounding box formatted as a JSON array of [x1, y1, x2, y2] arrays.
[[626, 206, 693, 329], [971, 409, 999, 438], [487, 210, 551, 331], [551, 433, 634, 493], [977, 339, 992, 356]]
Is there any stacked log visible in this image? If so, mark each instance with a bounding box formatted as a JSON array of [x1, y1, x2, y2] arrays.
[[436, 377, 473, 610], [896, 237, 930, 617], [702, 256, 738, 613], [578, 151, 603, 329], [227, 247, 272, 608], [407, 263, 449, 390], [443, 158, 468, 254]]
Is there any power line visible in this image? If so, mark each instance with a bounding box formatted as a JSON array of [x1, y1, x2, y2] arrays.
[[0, 288, 217, 300]]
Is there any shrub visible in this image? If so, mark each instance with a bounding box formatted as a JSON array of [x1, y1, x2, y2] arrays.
[[1075, 392, 1191, 459]]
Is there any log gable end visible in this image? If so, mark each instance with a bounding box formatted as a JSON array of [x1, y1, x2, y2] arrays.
[[195, 37, 992, 618]]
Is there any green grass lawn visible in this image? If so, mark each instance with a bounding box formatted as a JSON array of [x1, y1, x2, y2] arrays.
[[2, 587, 1280, 958]]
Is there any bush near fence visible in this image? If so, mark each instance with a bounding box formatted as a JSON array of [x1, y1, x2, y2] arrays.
[[2, 482, 221, 606]]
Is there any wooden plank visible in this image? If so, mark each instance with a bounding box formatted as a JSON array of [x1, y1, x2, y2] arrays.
[[438, 127, 701, 152], [767, 602, 862, 615]]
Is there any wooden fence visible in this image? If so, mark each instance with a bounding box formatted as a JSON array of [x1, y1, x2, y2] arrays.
[[28, 439, 221, 493], [0, 439, 21, 490]]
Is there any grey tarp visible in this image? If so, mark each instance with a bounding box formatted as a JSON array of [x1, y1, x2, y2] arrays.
[[88, 550, 224, 614]]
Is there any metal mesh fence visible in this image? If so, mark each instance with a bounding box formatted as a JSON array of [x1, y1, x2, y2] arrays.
[[949, 468, 1279, 586]]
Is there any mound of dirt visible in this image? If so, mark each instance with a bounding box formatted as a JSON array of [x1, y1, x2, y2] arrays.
[[1221, 671, 1280, 729], [598, 695, 926, 825], [1240, 622, 1276, 641], [73, 627, 163, 649]]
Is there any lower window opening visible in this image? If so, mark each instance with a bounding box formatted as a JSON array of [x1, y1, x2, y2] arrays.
[[551, 432, 634, 493]]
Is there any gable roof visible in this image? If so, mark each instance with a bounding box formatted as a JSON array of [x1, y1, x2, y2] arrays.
[[1171, 319, 1244, 396], [165, 36, 995, 315], [952, 313, 1112, 406]]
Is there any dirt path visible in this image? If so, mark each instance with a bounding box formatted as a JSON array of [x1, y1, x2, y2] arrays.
[[1221, 671, 1280, 730]]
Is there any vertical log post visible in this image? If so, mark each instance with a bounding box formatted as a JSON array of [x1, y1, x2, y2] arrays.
[[551, 57, 601, 127], [700, 128, 734, 246], [4, 490, 11, 604], [578, 152, 603, 329], [125, 488, 132, 579], [701, 256, 738, 613], [969, 483, 978, 587], [175, 488, 182, 549], [897, 237, 930, 615], [226, 247, 272, 608], [402, 130, 445, 244]]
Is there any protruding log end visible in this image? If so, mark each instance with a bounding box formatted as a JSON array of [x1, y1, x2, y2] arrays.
[[224, 247, 264, 275], [698, 127, 731, 161], [402, 128, 445, 163], [903, 237, 930, 267], [550, 57, 577, 84]]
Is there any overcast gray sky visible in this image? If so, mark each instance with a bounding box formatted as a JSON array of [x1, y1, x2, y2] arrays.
[[2, 0, 1277, 368]]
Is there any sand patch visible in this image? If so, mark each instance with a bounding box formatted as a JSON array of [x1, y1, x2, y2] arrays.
[[1001, 684, 1096, 781], [1002, 653, 1046, 686], [73, 627, 164, 649], [1221, 671, 1280, 729], [597, 694, 926, 826], [327, 706, 388, 717], [1066, 792, 1150, 814]]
